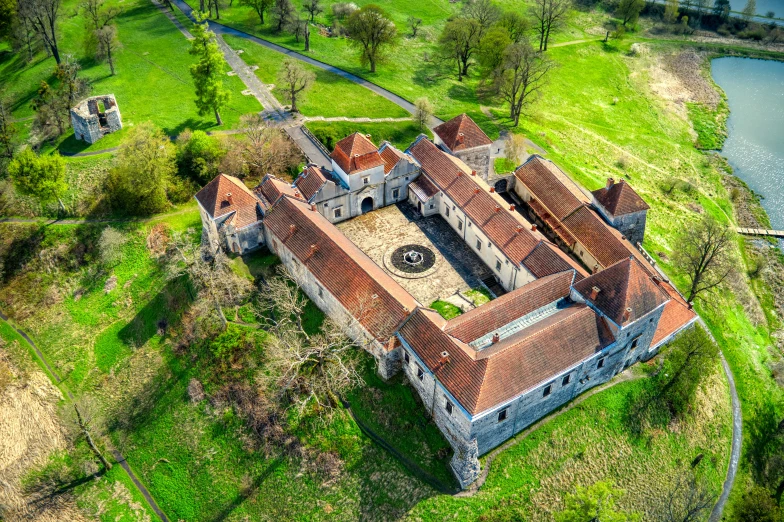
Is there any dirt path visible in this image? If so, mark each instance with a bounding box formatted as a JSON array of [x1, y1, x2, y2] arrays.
[[0, 207, 197, 226]]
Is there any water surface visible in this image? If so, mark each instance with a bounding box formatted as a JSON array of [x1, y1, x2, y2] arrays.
[[711, 57, 784, 228]]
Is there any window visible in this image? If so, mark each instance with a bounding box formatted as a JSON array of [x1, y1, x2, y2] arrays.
[[416, 365, 424, 381], [334, 207, 342, 218], [488, 241, 492, 249], [476, 239, 482, 251], [445, 399, 453, 415], [458, 220, 463, 231], [392, 188, 400, 199], [363, 177, 369, 185], [323, 202, 329, 208], [495, 259, 502, 271], [317, 285, 323, 298], [631, 337, 640, 349], [404, 350, 410, 364], [543, 384, 552, 397], [597, 357, 605, 369], [445, 206, 450, 217], [405, 176, 409, 181], [497, 408, 508, 422], [429, 203, 434, 209], [562, 373, 571, 386]]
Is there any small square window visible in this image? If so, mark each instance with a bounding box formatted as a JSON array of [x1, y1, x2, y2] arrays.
[[497, 408, 508, 422], [476, 239, 482, 251], [404, 350, 410, 364], [445, 399, 453, 415], [597, 357, 605, 369], [323, 202, 329, 208], [363, 177, 369, 185], [405, 176, 409, 181], [543, 384, 552, 397], [562, 374, 571, 386], [487, 241, 492, 248], [429, 204, 434, 209], [458, 220, 463, 231], [416, 365, 424, 381], [334, 207, 342, 218], [495, 259, 502, 271], [392, 188, 400, 199]]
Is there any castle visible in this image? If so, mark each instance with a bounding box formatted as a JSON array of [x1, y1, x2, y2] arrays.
[[195, 114, 697, 488]]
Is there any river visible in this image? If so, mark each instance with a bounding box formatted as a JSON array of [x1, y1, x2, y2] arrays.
[[711, 57, 784, 229]]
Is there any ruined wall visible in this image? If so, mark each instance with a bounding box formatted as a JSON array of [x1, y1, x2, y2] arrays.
[[70, 95, 122, 144]]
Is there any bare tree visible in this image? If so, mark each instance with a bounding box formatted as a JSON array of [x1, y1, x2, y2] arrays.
[[498, 41, 554, 126], [463, 0, 501, 38], [286, 12, 307, 43], [652, 473, 715, 522], [301, 0, 322, 22], [504, 133, 527, 166], [530, 0, 571, 51], [256, 265, 312, 339], [277, 58, 314, 113], [95, 24, 120, 75], [673, 215, 733, 303], [0, 101, 17, 159], [12, 12, 41, 62], [72, 400, 112, 470], [240, 0, 273, 24], [17, 0, 63, 63], [414, 97, 434, 131], [272, 0, 294, 32], [407, 15, 422, 37], [240, 113, 298, 180], [80, 0, 120, 31]]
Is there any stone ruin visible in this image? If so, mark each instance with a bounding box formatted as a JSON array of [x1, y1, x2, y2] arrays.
[[70, 94, 122, 144]]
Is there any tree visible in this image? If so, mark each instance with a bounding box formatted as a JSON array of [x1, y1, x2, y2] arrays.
[[463, 0, 501, 38], [504, 133, 527, 165], [734, 485, 783, 522], [0, 0, 15, 40], [286, 12, 307, 43], [80, 0, 120, 31], [302, 0, 322, 22], [31, 80, 67, 139], [189, 19, 230, 126], [742, 0, 756, 21], [98, 226, 128, 267], [17, 0, 62, 63], [652, 474, 715, 522], [12, 11, 42, 62], [664, 0, 680, 22], [498, 10, 529, 42], [240, 0, 273, 24], [240, 113, 298, 180], [616, 0, 645, 27], [530, 0, 571, 51], [0, 101, 17, 159], [72, 401, 112, 471], [438, 17, 482, 81], [556, 480, 641, 522], [345, 4, 397, 73], [95, 24, 120, 75], [176, 129, 226, 183], [277, 58, 314, 113], [477, 26, 511, 75], [106, 122, 175, 215], [498, 41, 554, 127], [206, 0, 221, 19], [414, 97, 434, 131], [8, 149, 67, 212], [407, 15, 422, 37], [713, 0, 730, 21], [272, 0, 294, 32], [673, 215, 733, 303]]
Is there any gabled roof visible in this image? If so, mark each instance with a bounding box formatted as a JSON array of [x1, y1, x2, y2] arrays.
[[264, 196, 419, 341], [445, 272, 573, 343], [399, 302, 613, 415], [574, 256, 668, 326], [331, 132, 385, 174], [294, 165, 329, 201], [515, 156, 583, 221], [379, 142, 404, 174], [651, 281, 698, 347], [258, 174, 303, 205], [592, 179, 650, 216], [433, 114, 493, 152], [194, 174, 261, 228], [523, 242, 587, 281], [561, 206, 632, 269], [409, 138, 540, 267]]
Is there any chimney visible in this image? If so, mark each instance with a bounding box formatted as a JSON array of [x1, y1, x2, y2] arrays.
[[589, 286, 600, 300], [287, 224, 296, 239], [516, 225, 524, 234], [652, 275, 661, 285], [509, 204, 516, 211], [387, 336, 397, 351], [294, 191, 301, 199], [495, 205, 501, 213], [622, 307, 632, 322], [365, 134, 371, 139], [531, 223, 538, 232], [310, 204, 317, 212], [457, 171, 463, 177], [457, 132, 464, 143], [226, 192, 233, 205], [309, 244, 318, 256], [471, 170, 477, 176], [606, 177, 615, 189], [474, 188, 480, 195], [490, 187, 496, 193], [440, 350, 450, 363], [491, 333, 500, 344]]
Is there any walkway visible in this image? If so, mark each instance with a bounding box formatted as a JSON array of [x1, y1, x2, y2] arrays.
[[736, 227, 784, 238], [0, 310, 170, 522]]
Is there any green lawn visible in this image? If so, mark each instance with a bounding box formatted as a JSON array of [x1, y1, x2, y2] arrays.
[[307, 120, 428, 151], [0, 0, 260, 155], [429, 300, 462, 320], [222, 35, 409, 118]]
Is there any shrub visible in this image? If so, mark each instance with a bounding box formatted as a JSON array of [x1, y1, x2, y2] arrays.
[[331, 2, 357, 20], [176, 130, 226, 184], [98, 226, 128, 267]]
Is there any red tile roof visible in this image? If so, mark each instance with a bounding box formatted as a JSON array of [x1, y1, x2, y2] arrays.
[[264, 196, 419, 341], [258, 174, 303, 205], [409, 176, 439, 202], [592, 179, 650, 216], [651, 281, 698, 347], [515, 156, 583, 221], [433, 114, 493, 152], [379, 143, 404, 174], [561, 206, 632, 269], [574, 256, 668, 326], [194, 174, 261, 228], [445, 272, 573, 343], [399, 303, 613, 415], [523, 242, 588, 281], [294, 165, 328, 201], [409, 138, 540, 267], [331, 132, 385, 174]]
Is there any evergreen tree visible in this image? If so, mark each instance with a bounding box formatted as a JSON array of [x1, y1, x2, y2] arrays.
[[189, 18, 230, 126]]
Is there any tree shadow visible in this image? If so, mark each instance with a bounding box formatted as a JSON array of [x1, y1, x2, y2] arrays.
[[745, 398, 782, 485], [206, 458, 284, 522], [0, 224, 47, 283], [117, 277, 191, 352]]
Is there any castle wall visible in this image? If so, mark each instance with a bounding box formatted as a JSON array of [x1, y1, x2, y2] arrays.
[[454, 145, 492, 181]]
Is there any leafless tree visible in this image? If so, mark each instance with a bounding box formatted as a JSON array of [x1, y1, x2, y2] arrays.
[[504, 133, 527, 166], [652, 473, 715, 522], [12, 10, 42, 61], [498, 41, 554, 126], [301, 0, 322, 22], [463, 0, 501, 38], [80, 0, 120, 31], [673, 215, 734, 303], [166, 231, 252, 329], [240, 113, 298, 180], [407, 15, 422, 37], [95, 24, 120, 75], [277, 58, 314, 113], [17, 0, 63, 63], [530, 0, 571, 51], [286, 12, 307, 43], [71, 399, 112, 470], [272, 0, 295, 32], [414, 97, 434, 130], [256, 265, 312, 339]]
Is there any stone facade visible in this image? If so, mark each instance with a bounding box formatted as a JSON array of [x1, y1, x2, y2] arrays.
[[453, 145, 492, 181], [594, 205, 647, 246], [70, 95, 122, 144]]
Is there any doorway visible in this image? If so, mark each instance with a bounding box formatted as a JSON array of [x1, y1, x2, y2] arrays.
[[361, 197, 373, 214]]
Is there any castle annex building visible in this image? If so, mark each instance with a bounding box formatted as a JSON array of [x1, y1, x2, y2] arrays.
[[196, 114, 697, 488]]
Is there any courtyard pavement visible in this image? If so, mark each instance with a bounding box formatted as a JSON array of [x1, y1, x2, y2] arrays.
[[337, 203, 493, 306]]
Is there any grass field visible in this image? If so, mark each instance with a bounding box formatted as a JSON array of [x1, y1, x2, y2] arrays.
[[306, 120, 428, 150], [0, 0, 260, 155]]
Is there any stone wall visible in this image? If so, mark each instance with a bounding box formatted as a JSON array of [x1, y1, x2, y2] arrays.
[[455, 145, 492, 181], [70, 95, 122, 144]]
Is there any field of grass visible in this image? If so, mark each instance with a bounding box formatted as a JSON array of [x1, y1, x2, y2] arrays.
[[306, 120, 428, 151], [430, 300, 462, 320], [0, 0, 259, 155]]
